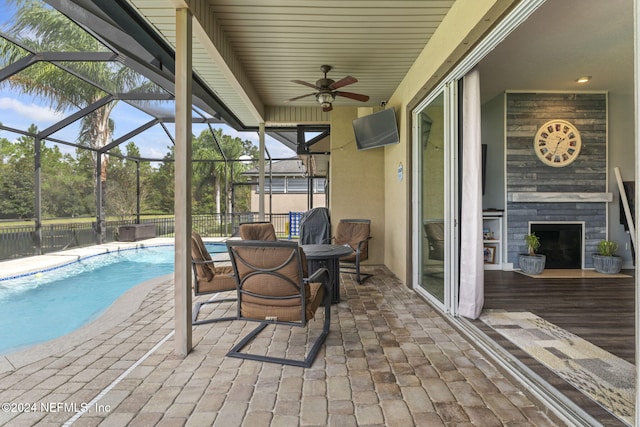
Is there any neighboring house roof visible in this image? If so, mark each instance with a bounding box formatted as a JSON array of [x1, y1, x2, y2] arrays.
[[243, 158, 308, 177]]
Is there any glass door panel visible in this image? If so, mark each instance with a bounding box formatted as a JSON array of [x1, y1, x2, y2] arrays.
[[417, 92, 446, 302]]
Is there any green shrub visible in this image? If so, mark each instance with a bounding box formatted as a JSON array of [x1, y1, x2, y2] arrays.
[[524, 233, 540, 256], [597, 240, 618, 256]]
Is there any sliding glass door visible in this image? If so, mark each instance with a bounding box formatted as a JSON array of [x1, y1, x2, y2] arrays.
[[414, 91, 447, 304]]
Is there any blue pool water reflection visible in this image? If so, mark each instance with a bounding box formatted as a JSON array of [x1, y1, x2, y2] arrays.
[[0, 243, 226, 354]]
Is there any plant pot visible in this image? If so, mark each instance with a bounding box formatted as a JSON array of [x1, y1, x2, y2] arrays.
[[518, 254, 546, 275], [592, 254, 623, 274]]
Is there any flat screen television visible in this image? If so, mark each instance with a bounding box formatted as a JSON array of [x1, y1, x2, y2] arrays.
[[352, 108, 400, 150]]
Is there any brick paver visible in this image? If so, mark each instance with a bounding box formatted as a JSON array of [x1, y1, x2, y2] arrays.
[[0, 265, 564, 426]]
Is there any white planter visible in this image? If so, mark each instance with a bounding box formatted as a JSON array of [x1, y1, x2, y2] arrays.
[[518, 254, 546, 275], [592, 254, 622, 274]]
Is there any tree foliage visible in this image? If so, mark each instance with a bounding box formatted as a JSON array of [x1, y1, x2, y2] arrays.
[[192, 128, 258, 215], [0, 1, 261, 220], [0, 0, 148, 235], [0, 0, 142, 160], [0, 126, 259, 219], [0, 130, 34, 218]]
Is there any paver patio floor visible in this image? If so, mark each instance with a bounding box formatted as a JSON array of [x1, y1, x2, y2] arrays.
[[0, 264, 562, 426]]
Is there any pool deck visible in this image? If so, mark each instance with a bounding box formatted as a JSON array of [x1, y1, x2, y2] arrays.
[[0, 241, 563, 426]]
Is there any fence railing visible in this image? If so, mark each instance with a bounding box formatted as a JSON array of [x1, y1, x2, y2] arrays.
[[0, 212, 303, 261]]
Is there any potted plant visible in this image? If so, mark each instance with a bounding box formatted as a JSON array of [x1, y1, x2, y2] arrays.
[[518, 233, 546, 275], [592, 240, 623, 274]]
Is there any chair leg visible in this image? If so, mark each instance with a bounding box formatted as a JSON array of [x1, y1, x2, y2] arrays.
[[192, 297, 237, 325], [355, 270, 372, 284], [227, 291, 332, 368], [227, 319, 330, 368], [340, 262, 372, 284]]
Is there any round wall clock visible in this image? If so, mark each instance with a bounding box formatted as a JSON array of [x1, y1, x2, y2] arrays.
[[533, 119, 582, 167]]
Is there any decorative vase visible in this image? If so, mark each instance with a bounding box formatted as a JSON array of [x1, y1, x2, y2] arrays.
[[518, 254, 546, 275], [592, 254, 622, 274]]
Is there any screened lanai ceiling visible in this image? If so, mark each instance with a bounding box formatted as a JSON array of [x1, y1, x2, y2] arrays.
[[54, 0, 458, 131]]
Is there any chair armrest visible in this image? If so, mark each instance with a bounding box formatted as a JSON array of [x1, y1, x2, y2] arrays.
[[192, 257, 231, 265], [191, 259, 214, 265], [306, 267, 330, 284], [355, 236, 372, 254], [192, 259, 215, 265], [305, 267, 331, 293]]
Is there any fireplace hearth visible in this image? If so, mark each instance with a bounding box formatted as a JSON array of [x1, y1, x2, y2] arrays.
[[530, 222, 583, 269]]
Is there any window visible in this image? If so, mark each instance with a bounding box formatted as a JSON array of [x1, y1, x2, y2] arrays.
[[286, 177, 309, 193], [313, 178, 326, 193], [256, 176, 325, 194]]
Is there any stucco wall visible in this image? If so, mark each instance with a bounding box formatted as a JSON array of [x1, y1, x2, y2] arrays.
[[250, 193, 326, 214], [382, 0, 518, 284], [329, 106, 385, 265]]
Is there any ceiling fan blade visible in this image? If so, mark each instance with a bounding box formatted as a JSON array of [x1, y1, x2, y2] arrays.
[[286, 93, 316, 102], [291, 79, 320, 90], [335, 91, 370, 102], [330, 76, 357, 90], [322, 104, 333, 112]]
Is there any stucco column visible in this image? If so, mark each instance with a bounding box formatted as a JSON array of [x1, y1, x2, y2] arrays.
[[174, 7, 192, 356]]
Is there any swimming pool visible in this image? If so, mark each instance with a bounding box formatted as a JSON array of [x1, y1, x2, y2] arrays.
[[0, 243, 227, 354]]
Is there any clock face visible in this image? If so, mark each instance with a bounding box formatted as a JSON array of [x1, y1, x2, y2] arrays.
[[533, 119, 582, 167]]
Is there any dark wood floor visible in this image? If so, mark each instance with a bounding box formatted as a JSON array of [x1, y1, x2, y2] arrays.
[[472, 270, 635, 427]]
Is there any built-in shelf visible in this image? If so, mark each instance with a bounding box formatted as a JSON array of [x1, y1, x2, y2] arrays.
[[483, 211, 503, 270]]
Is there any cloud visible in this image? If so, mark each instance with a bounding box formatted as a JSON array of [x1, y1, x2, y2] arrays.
[[0, 97, 65, 123], [0, 93, 296, 160]]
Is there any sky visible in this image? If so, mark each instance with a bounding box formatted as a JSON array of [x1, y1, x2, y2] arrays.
[[0, 0, 295, 161]]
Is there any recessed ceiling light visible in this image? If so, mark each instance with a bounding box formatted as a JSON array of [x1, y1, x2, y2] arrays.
[[576, 76, 592, 83]]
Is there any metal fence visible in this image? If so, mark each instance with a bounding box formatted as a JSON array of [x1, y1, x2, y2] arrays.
[[0, 212, 302, 261]]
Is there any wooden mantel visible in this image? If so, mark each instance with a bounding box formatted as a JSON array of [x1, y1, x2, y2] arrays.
[[511, 192, 613, 203]]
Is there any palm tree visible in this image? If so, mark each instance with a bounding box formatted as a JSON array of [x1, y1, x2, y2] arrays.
[[0, 0, 143, 240], [193, 130, 227, 215]]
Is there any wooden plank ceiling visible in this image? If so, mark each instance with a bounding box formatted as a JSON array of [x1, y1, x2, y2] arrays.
[[126, 0, 455, 127]]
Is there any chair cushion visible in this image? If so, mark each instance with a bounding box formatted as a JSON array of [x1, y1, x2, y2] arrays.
[[340, 251, 358, 263], [239, 223, 277, 241], [235, 246, 302, 296], [191, 232, 214, 280], [196, 265, 236, 294], [231, 244, 322, 323], [241, 282, 323, 322], [336, 221, 369, 262]]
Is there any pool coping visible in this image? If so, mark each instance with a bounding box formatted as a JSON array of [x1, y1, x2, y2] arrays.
[[0, 238, 179, 281], [0, 237, 231, 373]]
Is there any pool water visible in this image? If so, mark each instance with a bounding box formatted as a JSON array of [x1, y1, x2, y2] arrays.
[[0, 243, 227, 354]]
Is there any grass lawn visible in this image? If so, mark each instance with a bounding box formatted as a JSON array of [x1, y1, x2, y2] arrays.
[[0, 215, 174, 229]]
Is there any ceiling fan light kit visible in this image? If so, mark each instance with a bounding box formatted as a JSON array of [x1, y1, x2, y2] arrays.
[[289, 64, 369, 112], [316, 92, 335, 110]]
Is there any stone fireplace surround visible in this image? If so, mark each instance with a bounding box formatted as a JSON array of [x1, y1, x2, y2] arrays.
[[504, 92, 608, 270], [506, 199, 606, 270]]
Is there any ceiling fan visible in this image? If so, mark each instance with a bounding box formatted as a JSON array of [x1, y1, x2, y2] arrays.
[[287, 65, 370, 112]]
